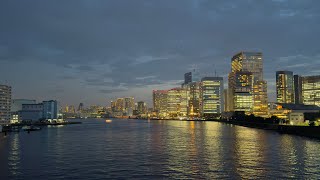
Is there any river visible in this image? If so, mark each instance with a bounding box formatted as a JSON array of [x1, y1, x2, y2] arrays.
[[0, 118, 320, 179]]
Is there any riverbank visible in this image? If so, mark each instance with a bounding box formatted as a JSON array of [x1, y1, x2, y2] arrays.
[[211, 119, 320, 139]]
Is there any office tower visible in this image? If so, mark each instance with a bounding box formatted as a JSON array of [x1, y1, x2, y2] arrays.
[[294, 75, 303, 104], [115, 98, 124, 112], [43, 100, 58, 120], [184, 72, 192, 85], [137, 101, 147, 115], [187, 82, 201, 117], [231, 52, 263, 81], [302, 75, 320, 106], [78, 103, 84, 112], [11, 99, 36, 112], [253, 80, 268, 115], [110, 100, 116, 113], [0, 85, 12, 121], [124, 97, 135, 109], [182, 69, 201, 86], [232, 72, 254, 112], [153, 90, 168, 118], [167, 88, 188, 118], [69, 105, 76, 113], [276, 71, 294, 103], [200, 77, 224, 118], [124, 97, 135, 116], [228, 52, 268, 115]]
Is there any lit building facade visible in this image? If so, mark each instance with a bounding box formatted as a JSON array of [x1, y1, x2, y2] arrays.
[[115, 98, 124, 112], [167, 88, 188, 118], [124, 97, 135, 116], [0, 85, 11, 121], [276, 71, 294, 103], [200, 77, 224, 118], [233, 72, 253, 112], [187, 82, 201, 118], [153, 90, 168, 118], [253, 80, 268, 116], [302, 75, 320, 107], [228, 52, 267, 115], [137, 101, 147, 115]]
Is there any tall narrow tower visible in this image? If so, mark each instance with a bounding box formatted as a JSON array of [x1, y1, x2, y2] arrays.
[[276, 71, 294, 103]]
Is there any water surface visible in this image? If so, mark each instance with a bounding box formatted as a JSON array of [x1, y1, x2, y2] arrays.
[[0, 119, 320, 179]]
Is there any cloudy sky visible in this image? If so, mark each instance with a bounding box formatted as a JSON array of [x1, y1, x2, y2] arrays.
[[0, 0, 319, 107]]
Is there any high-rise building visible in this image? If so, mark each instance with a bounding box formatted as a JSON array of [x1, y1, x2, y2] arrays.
[[137, 101, 147, 115], [182, 69, 201, 86], [294, 75, 303, 104], [111, 101, 116, 112], [302, 75, 320, 107], [231, 52, 263, 81], [184, 72, 192, 85], [153, 90, 168, 118], [68, 105, 76, 113], [232, 72, 253, 112], [228, 52, 267, 115], [253, 80, 268, 116], [77, 103, 84, 112], [115, 98, 124, 112], [167, 88, 188, 118], [276, 71, 294, 103], [124, 97, 135, 109], [200, 77, 224, 118], [43, 100, 58, 120], [124, 97, 135, 116], [0, 85, 12, 121], [187, 82, 201, 117]]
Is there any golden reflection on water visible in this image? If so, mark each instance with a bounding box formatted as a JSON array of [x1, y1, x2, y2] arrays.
[[234, 127, 264, 178]]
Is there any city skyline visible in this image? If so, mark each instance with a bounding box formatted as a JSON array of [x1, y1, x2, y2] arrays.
[[0, 0, 320, 106]]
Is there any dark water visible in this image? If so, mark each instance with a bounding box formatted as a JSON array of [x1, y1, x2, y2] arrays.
[[1, 119, 320, 179]]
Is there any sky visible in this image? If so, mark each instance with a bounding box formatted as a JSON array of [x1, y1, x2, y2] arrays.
[[0, 0, 319, 107]]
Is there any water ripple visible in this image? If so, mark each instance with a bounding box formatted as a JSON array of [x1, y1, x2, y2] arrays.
[[0, 119, 320, 179]]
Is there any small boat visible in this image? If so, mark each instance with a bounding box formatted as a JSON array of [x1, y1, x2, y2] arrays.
[[105, 119, 112, 123]]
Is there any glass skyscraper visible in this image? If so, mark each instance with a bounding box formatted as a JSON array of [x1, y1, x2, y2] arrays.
[[294, 75, 303, 104], [153, 90, 168, 118], [276, 71, 294, 103], [200, 77, 224, 118], [302, 75, 320, 107], [228, 52, 268, 115]]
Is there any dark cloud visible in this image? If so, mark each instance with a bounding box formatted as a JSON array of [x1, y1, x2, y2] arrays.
[[0, 0, 319, 105]]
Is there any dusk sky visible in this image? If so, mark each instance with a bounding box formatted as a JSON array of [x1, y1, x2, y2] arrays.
[[0, 0, 319, 107]]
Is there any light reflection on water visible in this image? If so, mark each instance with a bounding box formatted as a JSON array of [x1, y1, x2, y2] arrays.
[[8, 133, 20, 177], [0, 119, 320, 179]]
